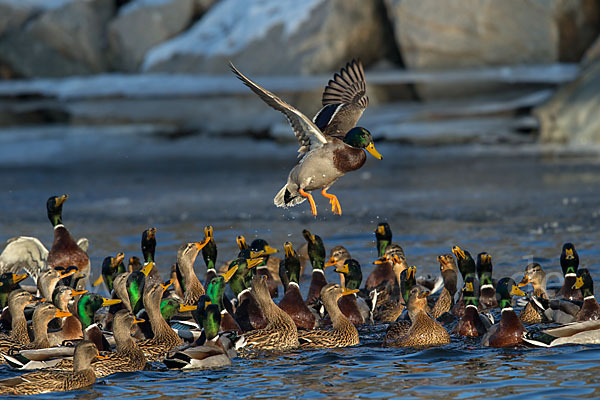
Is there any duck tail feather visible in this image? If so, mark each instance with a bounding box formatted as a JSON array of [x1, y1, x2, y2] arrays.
[[274, 186, 306, 208]]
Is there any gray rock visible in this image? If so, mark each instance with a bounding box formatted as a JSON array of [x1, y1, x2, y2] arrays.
[[192, 0, 218, 16], [0, 0, 114, 78], [384, 0, 600, 98], [142, 0, 391, 75], [108, 0, 195, 71], [536, 60, 600, 144]]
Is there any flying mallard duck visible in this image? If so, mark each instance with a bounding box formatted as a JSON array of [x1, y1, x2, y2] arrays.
[[230, 60, 383, 216]]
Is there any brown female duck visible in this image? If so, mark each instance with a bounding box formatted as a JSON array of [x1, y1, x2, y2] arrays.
[[518, 263, 549, 324], [325, 245, 351, 288], [383, 287, 450, 347], [37, 268, 77, 302], [177, 241, 210, 306], [365, 244, 406, 292], [0, 290, 42, 346], [46, 195, 90, 289], [278, 242, 316, 330], [242, 275, 299, 352], [298, 284, 359, 349], [137, 280, 184, 361], [431, 254, 458, 319], [481, 278, 526, 347]]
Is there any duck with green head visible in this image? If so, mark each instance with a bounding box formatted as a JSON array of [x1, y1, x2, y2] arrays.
[[202, 226, 218, 283], [334, 259, 368, 326], [573, 268, 600, 321], [557, 243, 583, 301], [452, 277, 488, 337], [231, 257, 267, 332], [206, 265, 242, 334], [126, 261, 156, 314], [481, 277, 526, 347], [231, 60, 382, 217], [75, 292, 121, 350], [140, 227, 162, 282], [303, 229, 327, 306], [278, 242, 316, 330], [0, 272, 28, 309], [249, 238, 279, 298], [375, 222, 392, 258], [451, 245, 477, 317], [93, 253, 126, 293], [46, 195, 90, 289], [477, 252, 497, 310]]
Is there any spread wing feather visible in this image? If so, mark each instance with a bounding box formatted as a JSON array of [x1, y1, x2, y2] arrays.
[[229, 62, 327, 156], [321, 59, 368, 109]]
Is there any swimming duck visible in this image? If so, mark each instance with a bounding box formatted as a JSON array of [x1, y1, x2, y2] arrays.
[[231, 60, 382, 216], [573, 268, 600, 321], [127, 261, 157, 314], [451, 245, 477, 317], [302, 229, 327, 306], [523, 320, 600, 347], [0, 290, 42, 346], [6, 302, 71, 352], [0, 340, 103, 395], [230, 257, 267, 332], [137, 281, 184, 362], [375, 222, 392, 258], [140, 227, 163, 282], [92, 253, 126, 293], [206, 266, 242, 334], [373, 264, 414, 323], [164, 300, 239, 370], [0, 272, 28, 309], [557, 243, 583, 301], [202, 226, 218, 283], [431, 254, 458, 319], [481, 278, 526, 347], [37, 268, 77, 302], [325, 245, 351, 288], [46, 195, 90, 290], [366, 243, 405, 292], [452, 277, 488, 337], [54, 309, 147, 378], [518, 263, 549, 324], [47, 286, 88, 345], [249, 238, 279, 298], [278, 242, 316, 330], [298, 284, 359, 349], [383, 287, 450, 347], [334, 259, 369, 325], [242, 275, 299, 352], [476, 252, 497, 310], [176, 241, 210, 306]]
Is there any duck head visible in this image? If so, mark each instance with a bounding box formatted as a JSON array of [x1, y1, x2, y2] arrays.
[[573, 268, 594, 299], [76, 293, 121, 329], [141, 227, 157, 264], [374, 222, 392, 257], [283, 242, 301, 285], [476, 252, 494, 288], [344, 127, 383, 160], [46, 194, 68, 227], [496, 277, 525, 310], [302, 229, 326, 270], [202, 226, 218, 270], [334, 259, 362, 290], [560, 243, 579, 277], [452, 245, 476, 281]]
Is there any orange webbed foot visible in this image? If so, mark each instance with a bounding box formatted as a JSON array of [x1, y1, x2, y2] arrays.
[[321, 188, 342, 216], [299, 188, 317, 216]]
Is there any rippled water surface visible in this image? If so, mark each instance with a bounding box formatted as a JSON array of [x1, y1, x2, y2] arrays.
[[1, 133, 600, 399]]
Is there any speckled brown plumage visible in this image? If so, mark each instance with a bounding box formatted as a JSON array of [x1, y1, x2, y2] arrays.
[[177, 243, 206, 306], [298, 284, 359, 349], [518, 263, 548, 324], [0, 290, 33, 346], [241, 275, 298, 352], [431, 288, 453, 319]]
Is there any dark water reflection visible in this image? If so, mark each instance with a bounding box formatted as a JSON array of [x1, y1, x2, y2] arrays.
[[1, 135, 600, 399]]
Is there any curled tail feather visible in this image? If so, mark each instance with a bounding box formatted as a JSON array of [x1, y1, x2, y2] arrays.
[[274, 185, 306, 208]]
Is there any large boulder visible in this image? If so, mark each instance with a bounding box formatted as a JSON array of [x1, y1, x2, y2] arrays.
[[0, 0, 114, 78], [108, 0, 195, 71], [384, 0, 600, 98], [142, 0, 392, 75]]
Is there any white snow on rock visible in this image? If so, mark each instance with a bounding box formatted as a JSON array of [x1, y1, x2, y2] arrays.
[[0, 0, 73, 10], [142, 0, 323, 71]]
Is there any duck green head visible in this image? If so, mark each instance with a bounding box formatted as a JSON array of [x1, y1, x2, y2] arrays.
[[141, 227, 157, 264], [560, 243, 579, 277], [203, 303, 221, 341], [462, 276, 478, 308], [302, 229, 325, 270], [250, 238, 278, 265], [452, 246, 476, 281], [202, 226, 218, 270], [95, 253, 125, 292], [207, 264, 238, 310], [496, 277, 525, 310], [159, 298, 181, 322], [374, 222, 392, 257], [76, 293, 121, 329], [236, 235, 249, 252], [344, 127, 383, 160], [127, 262, 155, 314], [0, 272, 28, 309], [283, 242, 301, 284], [401, 266, 417, 303], [573, 268, 594, 298], [191, 294, 212, 328], [334, 259, 362, 290], [46, 194, 68, 227], [228, 258, 261, 296], [476, 252, 493, 287]]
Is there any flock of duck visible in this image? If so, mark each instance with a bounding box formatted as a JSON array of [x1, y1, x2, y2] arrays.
[[0, 195, 598, 395]]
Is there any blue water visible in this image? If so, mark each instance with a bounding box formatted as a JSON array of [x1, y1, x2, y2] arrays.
[[1, 135, 600, 398]]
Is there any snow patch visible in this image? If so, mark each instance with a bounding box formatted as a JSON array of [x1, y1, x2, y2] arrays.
[[0, 0, 73, 10], [143, 0, 323, 70]]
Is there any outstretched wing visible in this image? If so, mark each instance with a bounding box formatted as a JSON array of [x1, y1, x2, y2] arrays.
[[314, 59, 369, 137], [230, 62, 328, 156]]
